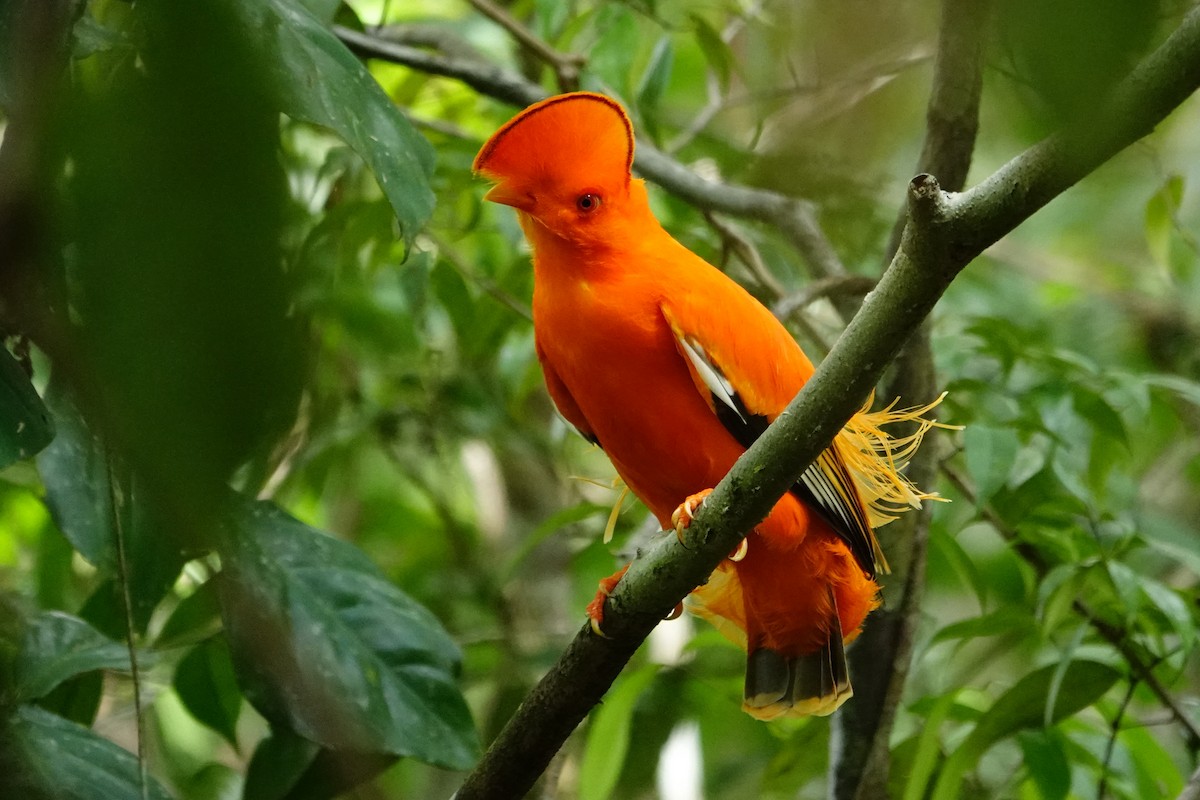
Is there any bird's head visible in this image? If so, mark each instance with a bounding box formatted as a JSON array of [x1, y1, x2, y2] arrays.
[[473, 93, 644, 247]]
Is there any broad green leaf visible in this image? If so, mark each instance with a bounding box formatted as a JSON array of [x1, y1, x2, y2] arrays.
[[35, 671, 104, 727], [218, 497, 479, 769], [297, 0, 342, 23], [10, 704, 173, 800], [963, 424, 1020, 506], [1017, 729, 1070, 800], [38, 381, 187, 634], [579, 664, 659, 800], [175, 637, 242, 749], [14, 611, 131, 702], [236, 0, 436, 247], [0, 347, 54, 469], [635, 36, 674, 143], [243, 728, 318, 800], [931, 660, 1120, 800], [691, 14, 733, 91], [36, 377, 115, 571]]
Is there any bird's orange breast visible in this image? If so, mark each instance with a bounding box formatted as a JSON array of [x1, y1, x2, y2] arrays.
[[533, 263, 744, 524]]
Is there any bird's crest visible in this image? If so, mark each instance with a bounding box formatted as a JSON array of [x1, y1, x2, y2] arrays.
[[473, 93, 635, 187]]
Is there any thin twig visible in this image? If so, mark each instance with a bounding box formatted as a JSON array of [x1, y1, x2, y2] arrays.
[[108, 455, 148, 800], [772, 275, 877, 320], [422, 232, 533, 322], [467, 0, 585, 91], [703, 212, 787, 298], [1098, 680, 1137, 799]]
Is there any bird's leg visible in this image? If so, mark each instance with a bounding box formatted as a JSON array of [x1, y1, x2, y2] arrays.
[[586, 564, 629, 637], [672, 488, 747, 561]]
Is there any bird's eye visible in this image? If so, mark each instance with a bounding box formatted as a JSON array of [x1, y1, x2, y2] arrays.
[[576, 193, 601, 213]]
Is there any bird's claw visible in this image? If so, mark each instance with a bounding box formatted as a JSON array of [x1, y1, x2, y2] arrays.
[[586, 565, 629, 638], [671, 489, 714, 544], [728, 537, 749, 562]]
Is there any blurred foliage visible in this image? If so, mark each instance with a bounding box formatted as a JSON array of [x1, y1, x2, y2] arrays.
[[0, 0, 1198, 798]]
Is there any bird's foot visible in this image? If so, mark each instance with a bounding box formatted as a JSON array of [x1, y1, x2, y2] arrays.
[[671, 489, 746, 561], [671, 489, 714, 543], [586, 565, 629, 637]]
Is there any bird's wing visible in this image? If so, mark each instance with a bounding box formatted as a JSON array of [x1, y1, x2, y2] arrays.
[[661, 296, 884, 578], [536, 337, 601, 448]]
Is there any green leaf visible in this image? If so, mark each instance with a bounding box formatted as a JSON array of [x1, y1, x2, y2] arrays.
[[10, 704, 174, 800], [36, 377, 116, 572], [901, 690, 961, 800], [579, 664, 658, 800], [930, 608, 1036, 646], [1144, 374, 1200, 409], [238, 0, 436, 247], [175, 637, 242, 749], [1017, 729, 1070, 800], [218, 497, 479, 769], [931, 660, 1120, 800], [38, 379, 187, 633], [635, 36, 674, 142], [243, 728, 317, 800], [963, 424, 1020, 506], [1137, 576, 1195, 651], [14, 611, 131, 702], [156, 578, 223, 650], [0, 347, 54, 469], [1144, 175, 1183, 274], [691, 14, 733, 91]]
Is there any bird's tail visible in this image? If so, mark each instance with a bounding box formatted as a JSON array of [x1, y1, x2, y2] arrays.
[[741, 594, 852, 720]]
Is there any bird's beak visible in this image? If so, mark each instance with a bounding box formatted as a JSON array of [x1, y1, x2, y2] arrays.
[[483, 182, 535, 212]]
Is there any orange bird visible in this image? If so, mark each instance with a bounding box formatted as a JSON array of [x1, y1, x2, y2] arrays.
[[474, 93, 942, 719]]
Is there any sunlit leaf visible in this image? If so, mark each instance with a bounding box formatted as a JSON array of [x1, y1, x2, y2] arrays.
[[242, 0, 436, 246]]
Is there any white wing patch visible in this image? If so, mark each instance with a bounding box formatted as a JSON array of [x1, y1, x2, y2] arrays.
[[677, 334, 746, 424]]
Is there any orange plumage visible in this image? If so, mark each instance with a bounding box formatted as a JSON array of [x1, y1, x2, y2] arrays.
[[474, 93, 941, 719]]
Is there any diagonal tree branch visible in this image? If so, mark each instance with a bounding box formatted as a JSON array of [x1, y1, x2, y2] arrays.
[[451, 7, 1200, 797]]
